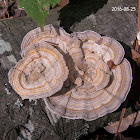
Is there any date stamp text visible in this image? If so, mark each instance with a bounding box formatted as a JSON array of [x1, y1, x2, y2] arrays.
[[112, 7, 136, 12]]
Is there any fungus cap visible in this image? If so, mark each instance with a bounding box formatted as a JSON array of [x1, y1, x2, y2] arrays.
[[44, 58, 132, 121], [44, 31, 132, 121], [21, 24, 71, 57], [104, 111, 140, 133], [72, 31, 125, 65], [8, 42, 69, 100]]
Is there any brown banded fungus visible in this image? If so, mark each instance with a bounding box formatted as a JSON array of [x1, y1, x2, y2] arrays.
[[8, 25, 132, 121], [8, 42, 69, 99], [44, 30, 132, 121]]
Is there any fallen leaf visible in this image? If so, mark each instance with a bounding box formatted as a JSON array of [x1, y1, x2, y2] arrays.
[[131, 48, 140, 65], [107, 60, 116, 69], [58, 0, 69, 7]]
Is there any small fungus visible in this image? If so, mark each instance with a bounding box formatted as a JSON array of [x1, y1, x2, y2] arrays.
[[104, 111, 140, 133]]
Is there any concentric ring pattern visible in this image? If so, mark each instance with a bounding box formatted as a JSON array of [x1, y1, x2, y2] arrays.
[[8, 43, 69, 99], [8, 25, 132, 121], [44, 30, 132, 121]]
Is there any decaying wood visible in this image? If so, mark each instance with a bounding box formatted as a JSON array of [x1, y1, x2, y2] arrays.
[[0, 0, 139, 139]]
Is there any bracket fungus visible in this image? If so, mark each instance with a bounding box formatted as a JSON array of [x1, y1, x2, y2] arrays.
[[21, 24, 72, 57], [104, 111, 140, 133], [8, 42, 69, 99], [44, 30, 132, 121], [8, 25, 132, 121]]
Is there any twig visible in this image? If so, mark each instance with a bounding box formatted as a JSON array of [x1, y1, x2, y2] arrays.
[[113, 107, 126, 140]]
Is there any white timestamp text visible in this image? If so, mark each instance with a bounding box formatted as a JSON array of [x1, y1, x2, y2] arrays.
[[112, 7, 136, 12]]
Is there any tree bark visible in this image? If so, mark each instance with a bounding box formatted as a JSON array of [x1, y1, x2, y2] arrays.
[[0, 0, 139, 140]]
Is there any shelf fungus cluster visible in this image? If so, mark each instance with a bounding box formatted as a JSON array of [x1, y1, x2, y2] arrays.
[[8, 25, 132, 121]]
